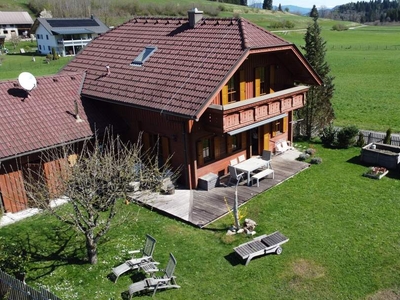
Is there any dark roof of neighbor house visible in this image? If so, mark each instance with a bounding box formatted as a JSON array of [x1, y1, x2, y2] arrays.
[[31, 16, 109, 35], [0, 72, 125, 162], [0, 12, 34, 25], [61, 15, 321, 120]]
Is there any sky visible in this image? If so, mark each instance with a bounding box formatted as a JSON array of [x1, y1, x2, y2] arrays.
[[250, 0, 350, 9]]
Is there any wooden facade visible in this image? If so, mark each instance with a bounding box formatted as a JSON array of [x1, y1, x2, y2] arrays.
[[109, 51, 310, 190]]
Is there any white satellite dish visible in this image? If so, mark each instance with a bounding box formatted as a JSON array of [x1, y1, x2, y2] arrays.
[[18, 72, 37, 91]]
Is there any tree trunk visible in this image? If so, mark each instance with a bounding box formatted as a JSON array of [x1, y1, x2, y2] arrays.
[[85, 233, 98, 265]]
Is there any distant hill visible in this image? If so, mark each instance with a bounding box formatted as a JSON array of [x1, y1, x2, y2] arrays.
[[250, 3, 312, 15]]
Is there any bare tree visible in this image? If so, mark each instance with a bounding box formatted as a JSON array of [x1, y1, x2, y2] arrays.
[[22, 130, 178, 264], [10, 33, 21, 49]]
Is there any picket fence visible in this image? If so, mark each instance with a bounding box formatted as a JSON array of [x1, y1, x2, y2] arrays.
[[0, 269, 61, 300]]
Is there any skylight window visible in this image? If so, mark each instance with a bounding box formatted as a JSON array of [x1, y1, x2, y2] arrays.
[[131, 46, 157, 67]]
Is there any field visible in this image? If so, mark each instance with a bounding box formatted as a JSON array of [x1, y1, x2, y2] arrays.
[[2, 144, 400, 299]]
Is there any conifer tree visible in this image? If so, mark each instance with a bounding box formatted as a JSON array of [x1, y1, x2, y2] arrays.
[[263, 0, 273, 10], [296, 14, 335, 139]]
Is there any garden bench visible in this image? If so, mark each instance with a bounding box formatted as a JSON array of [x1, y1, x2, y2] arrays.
[[251, 168, 274, 187]]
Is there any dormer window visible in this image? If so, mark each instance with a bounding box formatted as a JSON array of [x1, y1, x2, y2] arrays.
[[131, 46, 157, 67]]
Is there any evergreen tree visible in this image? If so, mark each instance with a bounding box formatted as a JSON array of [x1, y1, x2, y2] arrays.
[[310, 5, 319, 18], [296, 15, 335, 139], [263, 0, 273, 10], [278, 4, 282, 11]]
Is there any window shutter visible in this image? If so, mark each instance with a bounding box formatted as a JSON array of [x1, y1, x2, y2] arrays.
[[222, 85, 228, 105], [283, 116, 288, 133], [241, 131, 247, 148], [263, 123, 270, 150], [272, 121, 277, 137], [197, 140, 204, 167], [255, 67, 261, 97], [214, 136, 221, 159], [240, 70, 246, 100]]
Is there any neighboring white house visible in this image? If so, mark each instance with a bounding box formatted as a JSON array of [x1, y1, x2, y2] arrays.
[[31, 15, 109, 56], [0, 11, 34, 47]]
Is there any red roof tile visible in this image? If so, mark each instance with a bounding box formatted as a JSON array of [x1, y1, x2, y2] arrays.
[[0, 73, 122, 161], [61, 17, 292, 120]]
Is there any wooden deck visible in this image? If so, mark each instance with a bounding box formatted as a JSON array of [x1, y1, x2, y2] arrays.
[[128, 149, 309, 228]]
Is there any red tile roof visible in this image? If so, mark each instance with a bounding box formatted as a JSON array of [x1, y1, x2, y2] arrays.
[[0, 73, 121, 161], [61, 17, 296, 120]]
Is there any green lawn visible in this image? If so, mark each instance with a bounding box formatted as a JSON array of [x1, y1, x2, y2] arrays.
[[2, 143, 400, 299]]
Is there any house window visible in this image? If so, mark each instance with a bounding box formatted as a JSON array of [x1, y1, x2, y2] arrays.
[[259, 67, 266, 95], [273, 119, 284, 136], [227, 77, 236, 102], [230, 134, 242, 152], [46, 35, 49, 40], [47, 46, 51, 52], [202, 138, 214, 162]]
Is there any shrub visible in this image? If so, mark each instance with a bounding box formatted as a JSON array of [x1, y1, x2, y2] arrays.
[[383, 127, 392, 144], [310, 157, 322, 164], [337, 125, 359, 148], [356, 131, 365, 148], [320, 124, 337, 147], [332, 23, 348, 31], [297, 153, 309, 161], [305, 147, 316, 156]]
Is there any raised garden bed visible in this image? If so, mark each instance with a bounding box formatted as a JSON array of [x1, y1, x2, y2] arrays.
[[363, 166, 388, 179], [361, 143, 400, 169]]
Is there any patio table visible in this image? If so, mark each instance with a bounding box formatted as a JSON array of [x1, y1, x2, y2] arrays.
[[234, 157, 270, 186]]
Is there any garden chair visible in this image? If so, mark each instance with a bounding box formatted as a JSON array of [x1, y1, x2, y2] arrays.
[[128, 253, 180, 299], [234, 231, 289, 266], [238, 154, 246, 163], [230, 158, 238, 166], [228, 165, 244, 186], [112, 234, 157, 283]]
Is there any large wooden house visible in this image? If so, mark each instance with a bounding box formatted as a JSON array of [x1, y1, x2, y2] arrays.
[[61, 8, 322, 190]]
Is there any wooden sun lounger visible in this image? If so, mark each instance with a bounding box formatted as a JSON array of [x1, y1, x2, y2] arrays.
[[233, 231, 289, 266]]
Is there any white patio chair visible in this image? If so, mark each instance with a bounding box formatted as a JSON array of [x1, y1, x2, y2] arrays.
[[238, 154, 246, 163]]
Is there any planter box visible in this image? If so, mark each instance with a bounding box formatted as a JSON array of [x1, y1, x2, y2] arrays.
[[363, 170, 388, 180], [361, 143, 400, 169]]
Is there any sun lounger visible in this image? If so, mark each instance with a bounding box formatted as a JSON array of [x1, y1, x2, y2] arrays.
[[233, 231, 289, 265]]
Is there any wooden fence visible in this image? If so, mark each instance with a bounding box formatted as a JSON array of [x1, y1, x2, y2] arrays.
[[359, 130, 400, 146], [0, 269, 61, 300]]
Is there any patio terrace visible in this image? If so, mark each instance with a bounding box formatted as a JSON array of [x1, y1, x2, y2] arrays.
[[128, 149, 309, 228]]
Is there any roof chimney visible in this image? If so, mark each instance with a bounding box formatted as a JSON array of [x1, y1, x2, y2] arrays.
[[188, 8, 203, 28]]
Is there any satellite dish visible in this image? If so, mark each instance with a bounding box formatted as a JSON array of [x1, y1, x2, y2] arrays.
[[18, 72, 37, 91]]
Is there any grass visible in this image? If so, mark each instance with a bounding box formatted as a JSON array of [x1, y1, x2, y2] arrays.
[[2, 143, 400, 299]]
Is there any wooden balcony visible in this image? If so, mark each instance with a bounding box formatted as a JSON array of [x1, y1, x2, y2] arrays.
[[204, 86, 309, 134]]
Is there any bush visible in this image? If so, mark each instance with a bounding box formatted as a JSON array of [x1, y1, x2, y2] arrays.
[[336, 125, 359, 148], [320, 124, 337, 147], [356, 131, 365, 148], [332, 23, 348, 31], [383, 128, 392, 144], [297, 153, 309, 161], [305, 147, 316, 156], [310, 157, 322, 164]]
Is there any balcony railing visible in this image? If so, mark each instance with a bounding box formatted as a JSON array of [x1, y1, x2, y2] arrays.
[[57, 38, 92, 46], [205, 86, 309, 133]]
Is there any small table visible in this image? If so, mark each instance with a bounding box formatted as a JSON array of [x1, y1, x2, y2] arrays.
[[234, 157, 270, 186]]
